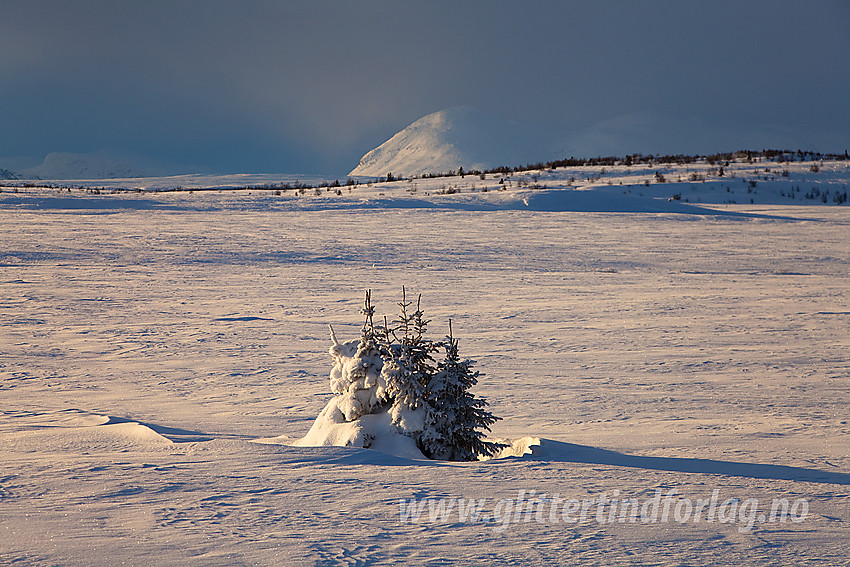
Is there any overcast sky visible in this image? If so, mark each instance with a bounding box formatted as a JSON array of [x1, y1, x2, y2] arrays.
[[2, 0, 848, 174]]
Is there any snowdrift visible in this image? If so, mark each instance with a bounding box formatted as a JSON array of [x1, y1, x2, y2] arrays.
[[0, 415, 173, 454], [293, 408, 425, 460]]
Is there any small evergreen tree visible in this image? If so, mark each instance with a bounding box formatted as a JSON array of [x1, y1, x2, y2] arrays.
[[420, 321, 505, 461], [380, 288, 435, 413], [315, 289, 504, 460], [327, 290, 388, 420]]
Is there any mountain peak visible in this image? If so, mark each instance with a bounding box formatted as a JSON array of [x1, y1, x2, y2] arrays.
[[349, 107, 552, 177]]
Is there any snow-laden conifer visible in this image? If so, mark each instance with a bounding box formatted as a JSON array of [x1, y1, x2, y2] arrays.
[[420, 321, 505, 460], [326, 290, 387, 421], [380, 289, 432, 408], [380, 288, 435, 432], [297, 289, 503, 460]]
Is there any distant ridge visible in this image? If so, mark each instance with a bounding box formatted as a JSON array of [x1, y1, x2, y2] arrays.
[[20, 152, 148, 180], [0, 168, 20, 180], [556, 111, 805, 159]]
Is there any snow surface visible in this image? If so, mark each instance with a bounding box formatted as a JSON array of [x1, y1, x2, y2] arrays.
[[2, 159, 850, 565]]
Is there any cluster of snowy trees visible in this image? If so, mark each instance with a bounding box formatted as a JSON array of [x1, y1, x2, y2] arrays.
[[314, 289, 504, 461]]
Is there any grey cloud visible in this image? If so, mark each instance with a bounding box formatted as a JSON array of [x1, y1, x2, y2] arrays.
[[1, 0, 847, 174]]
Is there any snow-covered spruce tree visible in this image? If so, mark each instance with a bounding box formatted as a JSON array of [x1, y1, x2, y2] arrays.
[[296, 290, 426, 457], [379, 288, 436, 434], [296, 289, 503, 460], [419, 321, 506, 461], [325, 290, 388, 422]]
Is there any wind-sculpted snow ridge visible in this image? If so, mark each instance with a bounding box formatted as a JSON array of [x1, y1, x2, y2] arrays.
[[0, 409, 174, 453]]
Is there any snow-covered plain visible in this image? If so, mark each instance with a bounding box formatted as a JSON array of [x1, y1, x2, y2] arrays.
[[2, 158, 849, 565]]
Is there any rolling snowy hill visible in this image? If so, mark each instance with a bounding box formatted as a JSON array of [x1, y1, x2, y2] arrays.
[[556, 111, 806, 159]]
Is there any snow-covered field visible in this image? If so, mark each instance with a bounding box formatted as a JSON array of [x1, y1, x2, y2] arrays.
[[2, 159, 849, 565]]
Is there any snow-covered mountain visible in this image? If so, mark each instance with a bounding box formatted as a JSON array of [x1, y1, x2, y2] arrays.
[[0, 168, 20, 180], [19, 152, 151, 180], [349, 106, 554, 177], [351, 107, 811, 178]]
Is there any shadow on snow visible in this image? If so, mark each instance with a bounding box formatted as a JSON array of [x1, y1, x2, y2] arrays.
[[519, 439, 850, 485]]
